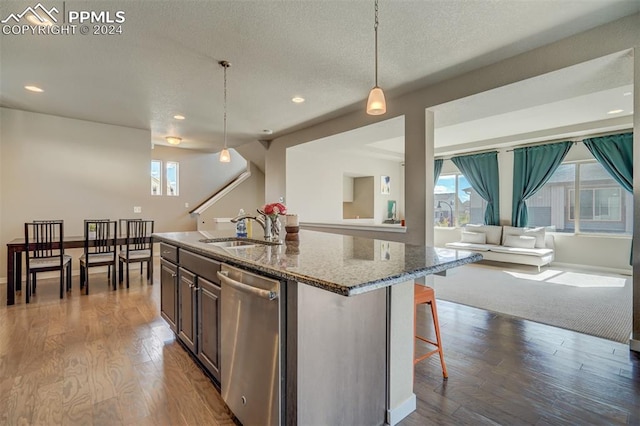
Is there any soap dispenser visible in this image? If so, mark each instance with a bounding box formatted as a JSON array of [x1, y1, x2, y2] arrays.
[[236, 209, 247, 237]]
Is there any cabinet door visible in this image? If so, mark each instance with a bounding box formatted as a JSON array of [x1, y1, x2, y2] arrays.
[[178, 268, 197, 352], [197, 277, 221, 381], [160, 259, 178, 332]]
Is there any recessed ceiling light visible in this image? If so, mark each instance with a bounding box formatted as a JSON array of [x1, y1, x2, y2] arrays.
[[24, 85, 44, 93], [26, 14, 53, 26], [623, 92, 632, 96], [173, 114, 185, 120], [291, 97, 305, 103], [262, 129, 273, 135], [607, 109, 624, 114], [165, 136, 182, 145]]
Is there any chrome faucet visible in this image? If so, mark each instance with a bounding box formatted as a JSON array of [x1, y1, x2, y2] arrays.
[[231, 211, 272, 240]]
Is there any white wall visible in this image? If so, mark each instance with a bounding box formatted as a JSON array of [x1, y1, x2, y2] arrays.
[[0, 108, 261, 280], [286, 147, 404, 224], [197, 165, 265, 225]]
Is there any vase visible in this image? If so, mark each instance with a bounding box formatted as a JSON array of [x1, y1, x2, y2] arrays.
[[270, 215, 282, 240]]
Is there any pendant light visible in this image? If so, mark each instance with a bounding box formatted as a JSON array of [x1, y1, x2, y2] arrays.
[[366, 0, 386, 115], [219, 60, 231, 163]]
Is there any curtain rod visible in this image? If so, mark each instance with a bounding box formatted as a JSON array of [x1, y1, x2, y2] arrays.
[[504, 128, 633, 152], [435, 148, 499, 162], [436, 128, 633, 160]]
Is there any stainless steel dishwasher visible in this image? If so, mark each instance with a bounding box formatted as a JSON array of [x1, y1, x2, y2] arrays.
[[217, 264, 281, 426]]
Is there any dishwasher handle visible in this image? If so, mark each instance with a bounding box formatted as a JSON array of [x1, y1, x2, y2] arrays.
[[217, 271, 278, 301]]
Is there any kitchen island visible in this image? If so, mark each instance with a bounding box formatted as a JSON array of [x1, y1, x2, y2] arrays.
[[153, 229, 481, 425]]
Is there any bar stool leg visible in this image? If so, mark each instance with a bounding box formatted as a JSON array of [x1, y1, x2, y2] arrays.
[[430, 298, 448, 379]]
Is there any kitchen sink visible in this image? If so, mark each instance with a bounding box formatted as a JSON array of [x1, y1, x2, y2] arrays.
[[199, 237, 281, 248], [208, 240, 256, 249]]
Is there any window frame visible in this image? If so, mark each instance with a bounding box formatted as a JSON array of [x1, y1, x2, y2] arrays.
[[151, 159, 162, 196], [434, 172, 485, 228], [568, 187, 622, 222], [526, 158, 630, 236], [166, 161, 180, 197]]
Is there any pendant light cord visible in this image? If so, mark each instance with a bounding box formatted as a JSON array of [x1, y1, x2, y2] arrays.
[[223, 63, 228, 149], [374, 0, 379, 87]]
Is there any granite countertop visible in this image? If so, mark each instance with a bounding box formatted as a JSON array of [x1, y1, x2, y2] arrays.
[[153, 230, 482, 296]]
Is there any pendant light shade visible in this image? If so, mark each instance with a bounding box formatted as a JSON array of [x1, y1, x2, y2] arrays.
[[219, 60, 232, 163], [367, 86, 386, 115], [366, 0, 386, 116], [219, 148, 231, 163]]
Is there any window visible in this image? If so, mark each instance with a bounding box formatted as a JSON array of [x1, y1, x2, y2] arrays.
[[569, 188, 622, 221], [526, 161, 631, 234], [434, 173, 486, 227], [166, 161, 179, 196], [151, 160, 180, 197], [151, 160, 162, 195]]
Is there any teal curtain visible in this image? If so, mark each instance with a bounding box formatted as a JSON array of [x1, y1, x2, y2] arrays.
[[511, 142, 572, 227], [434, 159, 443, 185], [583, 132, 633, 265], [451, 152, 500, 225], [583, 132, 632, 193]]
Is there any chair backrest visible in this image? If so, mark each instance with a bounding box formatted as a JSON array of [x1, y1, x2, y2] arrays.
[[119, 218, 142, 237], [125, 220, 154, 252], [24, 220, 64, 260], [84, 220, 117, 256]]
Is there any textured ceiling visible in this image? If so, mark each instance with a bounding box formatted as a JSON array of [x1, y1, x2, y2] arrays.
[[0, 0, 638, 153]]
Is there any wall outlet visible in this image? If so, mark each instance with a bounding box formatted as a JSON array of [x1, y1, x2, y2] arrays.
[[133, 206, 142, 213], [185, 202, 190, 208]]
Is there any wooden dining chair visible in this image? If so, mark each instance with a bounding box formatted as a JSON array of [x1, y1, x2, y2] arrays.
[[79, 220, 118, 294], [119, 218, 142, 271], [118, 219, 154, 288], [24, 220, 72, 303]]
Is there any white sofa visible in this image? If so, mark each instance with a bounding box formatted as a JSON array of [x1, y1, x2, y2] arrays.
[[445, 224, 555, 270]]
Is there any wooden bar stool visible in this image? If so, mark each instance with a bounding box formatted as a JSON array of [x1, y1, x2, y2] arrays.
[[414, 284, 448, 379]]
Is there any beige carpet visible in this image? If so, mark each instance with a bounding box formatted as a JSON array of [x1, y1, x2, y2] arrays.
[[433, 261, 632, 343]]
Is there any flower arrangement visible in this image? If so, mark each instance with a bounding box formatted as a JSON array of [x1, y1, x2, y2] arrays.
[[259, 202, 287, 240], [261, 202, 287, 217]]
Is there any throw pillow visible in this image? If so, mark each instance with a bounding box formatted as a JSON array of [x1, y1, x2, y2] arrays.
[[502, 226, 546, 248], [524, 227, 546, 248], [504, 235, 536, 249], [465, 224, 502, 245], [460, 231, 486, 244]]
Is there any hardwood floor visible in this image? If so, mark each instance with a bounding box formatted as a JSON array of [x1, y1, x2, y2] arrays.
[[2, 261, 639, 425], [0, 262, 235, 426], [407, 300, 640, 425]]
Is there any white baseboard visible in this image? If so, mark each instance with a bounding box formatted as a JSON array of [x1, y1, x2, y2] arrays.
[[386, 393, 416, 426], [550, 262, 632, 276]]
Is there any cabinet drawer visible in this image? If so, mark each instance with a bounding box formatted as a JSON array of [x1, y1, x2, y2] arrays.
[[160, 243, 178, 263], [180, 250, 221, 284]]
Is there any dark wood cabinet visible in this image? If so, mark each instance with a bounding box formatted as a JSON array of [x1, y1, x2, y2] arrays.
[[160, 259, 178, 332], [160, 244, 222, 384], [178, 268, 197, 352], [197, 277, 221, 381]]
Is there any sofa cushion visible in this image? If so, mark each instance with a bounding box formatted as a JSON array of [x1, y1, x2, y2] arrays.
[[465, 224, 502, 245], [502, 225, 546, 248], [504, 234, 536, 249], [489, 245, 554, 257], [461, 231, 486, 244], [445, 242, 491, 252]]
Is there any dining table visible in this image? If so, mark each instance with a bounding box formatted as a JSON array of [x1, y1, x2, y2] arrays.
[[5, 235, 151, 305]]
